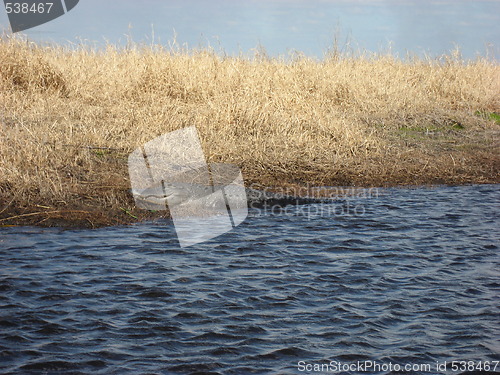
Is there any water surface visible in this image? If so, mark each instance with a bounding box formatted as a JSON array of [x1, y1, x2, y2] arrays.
[[1, 184, 499, 374], [1, 0, 498, 59]]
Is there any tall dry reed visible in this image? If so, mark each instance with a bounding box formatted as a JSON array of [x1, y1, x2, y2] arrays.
[[0, 34, 499, 223]]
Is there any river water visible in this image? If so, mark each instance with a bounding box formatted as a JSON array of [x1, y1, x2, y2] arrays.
[[1, 184, 499, 374]]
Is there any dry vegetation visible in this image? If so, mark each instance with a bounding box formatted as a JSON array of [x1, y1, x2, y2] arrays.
[[0, 34, 499, 227]]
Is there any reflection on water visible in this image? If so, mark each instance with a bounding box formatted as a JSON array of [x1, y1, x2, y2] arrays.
[[0, 184, 499, 374]]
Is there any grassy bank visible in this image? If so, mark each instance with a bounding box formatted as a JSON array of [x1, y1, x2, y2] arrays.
[[1, 35, 499, 227]]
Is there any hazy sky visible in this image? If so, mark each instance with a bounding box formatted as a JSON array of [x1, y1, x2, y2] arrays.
[[1, 0, 499, 59]]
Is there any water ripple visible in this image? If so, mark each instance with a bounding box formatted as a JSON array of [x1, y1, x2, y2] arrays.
[[1, 184, 499, 374]]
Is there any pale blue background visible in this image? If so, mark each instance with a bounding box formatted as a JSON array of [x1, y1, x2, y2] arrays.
[[0, 0, 499, 59]]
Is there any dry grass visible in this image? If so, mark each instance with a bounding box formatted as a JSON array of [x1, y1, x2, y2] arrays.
[[0, 34, 499, 227]]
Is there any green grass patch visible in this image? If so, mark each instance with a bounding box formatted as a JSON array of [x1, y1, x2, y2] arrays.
[[475, 111, 500, 124], [398, 123, 458, 134]]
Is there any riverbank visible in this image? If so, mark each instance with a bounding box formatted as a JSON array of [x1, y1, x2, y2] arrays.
[[1, 36, 499, 228]]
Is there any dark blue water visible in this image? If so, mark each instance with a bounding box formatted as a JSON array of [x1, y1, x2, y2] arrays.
[[1, 185, 499, 374]]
